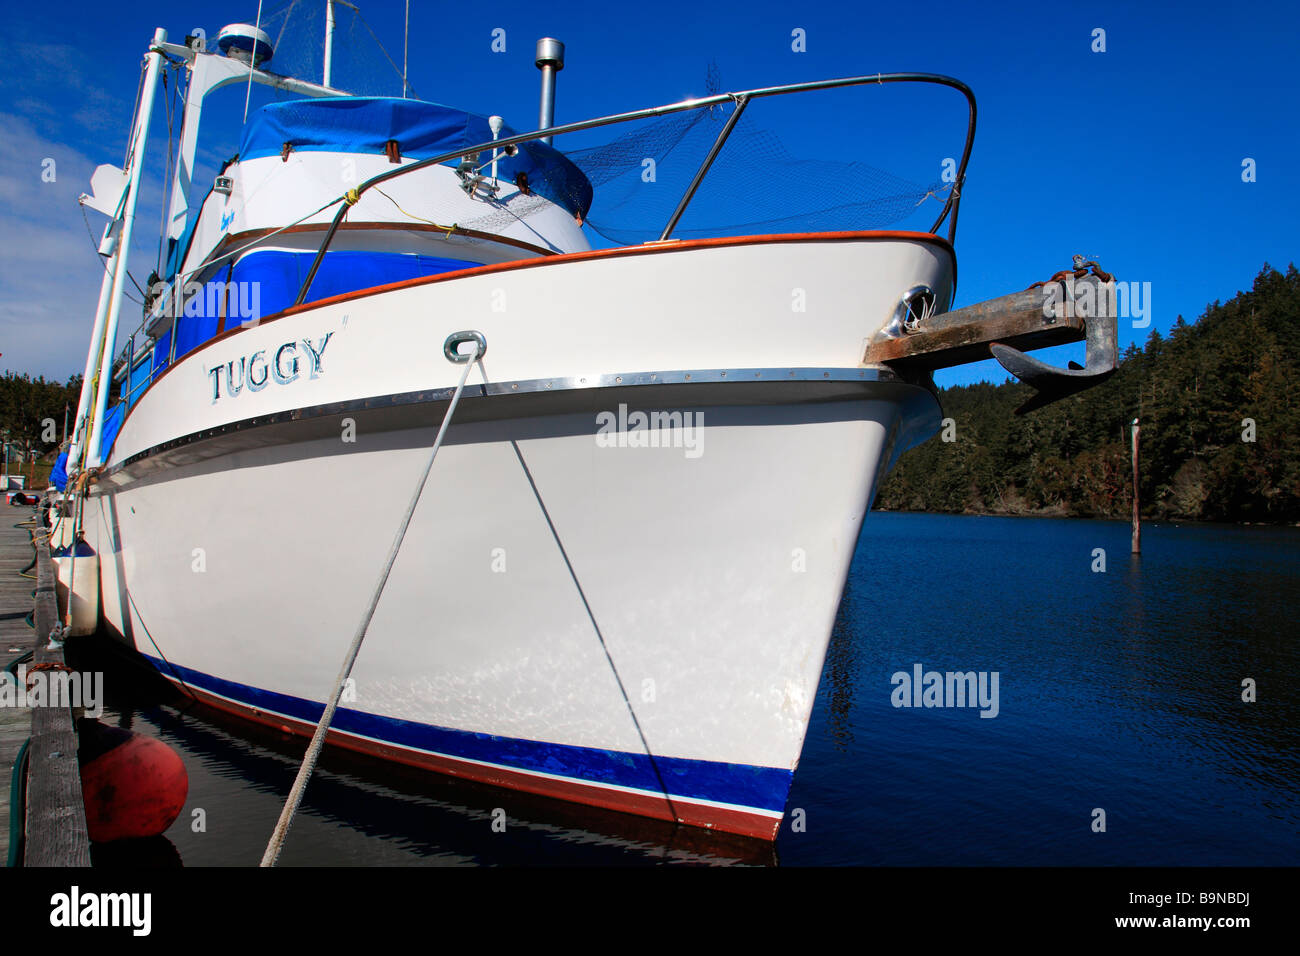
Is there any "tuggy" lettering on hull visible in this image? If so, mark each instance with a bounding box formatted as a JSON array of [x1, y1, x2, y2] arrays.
[[209, 332, 333, 402]]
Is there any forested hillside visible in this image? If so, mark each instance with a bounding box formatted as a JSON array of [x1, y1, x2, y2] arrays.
[[0, 372, 81, 458], [877, 264, 1299, 523], [2, 266, 1296, 521]]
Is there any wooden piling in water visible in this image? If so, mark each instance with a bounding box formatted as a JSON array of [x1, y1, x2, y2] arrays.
[[1131, 419, 1141, 555]]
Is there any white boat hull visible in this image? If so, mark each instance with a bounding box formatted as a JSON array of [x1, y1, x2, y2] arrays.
[[81, 234, 948, 838]]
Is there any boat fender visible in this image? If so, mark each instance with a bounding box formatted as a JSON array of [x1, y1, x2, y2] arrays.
[[77, 719, 189, 843]]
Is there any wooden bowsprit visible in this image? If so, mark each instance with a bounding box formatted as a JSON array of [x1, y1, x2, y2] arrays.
[[865, 264, 1119, 414]]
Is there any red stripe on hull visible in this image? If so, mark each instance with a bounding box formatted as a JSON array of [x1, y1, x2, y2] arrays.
[[177, 681, 783, 841]]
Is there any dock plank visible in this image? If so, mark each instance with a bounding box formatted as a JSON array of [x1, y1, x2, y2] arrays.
[[0, 507, 39, 864], [0, 502, 91, 867], [24, 506, 91, 866]]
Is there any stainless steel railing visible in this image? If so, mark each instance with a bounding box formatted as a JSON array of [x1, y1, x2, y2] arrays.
[[108, 72, 976, 414], [290, 72, 977, 307]]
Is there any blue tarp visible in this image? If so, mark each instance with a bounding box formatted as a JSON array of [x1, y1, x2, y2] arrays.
[[229, 249, 478, 318], [125, 353, 153, 409], [49, 452, 68, 491], [98, 403, 124, 458], [239, 97, 593, 219], [151, 249, 477, 377]]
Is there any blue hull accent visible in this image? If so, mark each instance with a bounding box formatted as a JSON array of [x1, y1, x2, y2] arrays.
[[142, 655, 793, 814]]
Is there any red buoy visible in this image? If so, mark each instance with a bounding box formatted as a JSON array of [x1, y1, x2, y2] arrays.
[[77, 720, 189, 843]]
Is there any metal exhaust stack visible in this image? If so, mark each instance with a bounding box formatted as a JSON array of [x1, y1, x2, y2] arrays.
[[535, 38, 565, 145]]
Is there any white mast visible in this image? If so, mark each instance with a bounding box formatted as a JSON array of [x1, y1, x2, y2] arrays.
[[403, 0, 410, 97], [86, 28, 168, 468], [67, 229, 118, 470], [324, 0, 335, 88], [77, 24, 346, 472]]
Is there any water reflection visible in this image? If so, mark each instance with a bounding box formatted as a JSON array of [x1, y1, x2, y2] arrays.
[[784, 514, 1300, 866], [69, 638, 775, 867]]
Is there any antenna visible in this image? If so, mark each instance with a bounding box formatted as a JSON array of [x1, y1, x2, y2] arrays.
[[488, 115, 504, 180], [403, 0, 411, 98]]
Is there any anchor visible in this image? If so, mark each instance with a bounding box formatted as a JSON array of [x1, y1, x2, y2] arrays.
[[995, 257, 1118, 414], [865, 256, 1121, 415], [990, 308, 1117, 414]]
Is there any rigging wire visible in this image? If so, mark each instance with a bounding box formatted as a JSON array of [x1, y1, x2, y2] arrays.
[[508, 439, 682, 829], [242, 0, 265, 123], [154, 65, 181, 277], [81, 206, 145, 306], [350, 4, 418, 99], [176, 196, 343, 285], [121, 59, 146, 170], [273, 0, 301, 52], [123, 196, 346, 343]]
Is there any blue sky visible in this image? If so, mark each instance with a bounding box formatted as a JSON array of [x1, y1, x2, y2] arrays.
[[1, 0, 1296, 386]]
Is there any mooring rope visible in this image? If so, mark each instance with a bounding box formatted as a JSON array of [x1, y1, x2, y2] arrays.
[[260, 335, 485, 867]]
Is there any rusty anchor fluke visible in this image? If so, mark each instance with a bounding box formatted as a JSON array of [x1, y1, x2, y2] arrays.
[[865, 256, 1120, 414]]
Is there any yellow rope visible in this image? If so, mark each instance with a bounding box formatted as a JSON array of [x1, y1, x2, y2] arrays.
[[373, 188, 458, 237]]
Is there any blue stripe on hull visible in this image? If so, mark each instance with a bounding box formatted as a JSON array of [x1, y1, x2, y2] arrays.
[[143, 655, 793, 814]]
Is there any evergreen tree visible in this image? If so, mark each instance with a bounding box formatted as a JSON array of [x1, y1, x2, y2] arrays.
[[877, 264, 1299, 523]]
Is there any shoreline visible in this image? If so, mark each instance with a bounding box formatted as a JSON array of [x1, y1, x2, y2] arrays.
[[871, 507, 1300, 528]]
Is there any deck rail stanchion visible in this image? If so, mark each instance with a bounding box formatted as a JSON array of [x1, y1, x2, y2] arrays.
[[657, 94, 749, 242]]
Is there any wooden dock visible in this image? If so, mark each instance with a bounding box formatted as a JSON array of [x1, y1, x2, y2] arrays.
[[0, 507, 38, 864], [0, 502, 91, 866]]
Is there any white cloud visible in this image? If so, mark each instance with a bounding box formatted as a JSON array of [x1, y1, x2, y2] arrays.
[[0, 35, 180, 381], [0, 112, 157, 381]]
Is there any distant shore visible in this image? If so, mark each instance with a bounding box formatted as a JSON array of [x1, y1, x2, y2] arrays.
[[872, 506, 1300, 527]]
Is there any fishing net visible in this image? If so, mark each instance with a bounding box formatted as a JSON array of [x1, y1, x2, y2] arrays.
[[450, 90, 957, 246], [254, 0, 415, 98], [570, 102, 951, 244], [195, 4, 962, 246]]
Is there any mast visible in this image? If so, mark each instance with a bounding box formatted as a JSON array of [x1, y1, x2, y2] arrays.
[[76, 24, 346, 472], [67, 221, 122, 471], [86, 28, 168, 469], [324, 0, 335, 88]]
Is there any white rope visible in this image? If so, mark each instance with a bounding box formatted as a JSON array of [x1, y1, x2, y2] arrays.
[[260, 339, 483, 866]]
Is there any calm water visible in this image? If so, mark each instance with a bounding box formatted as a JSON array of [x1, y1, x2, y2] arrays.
[[74, 513, 1300, 866]]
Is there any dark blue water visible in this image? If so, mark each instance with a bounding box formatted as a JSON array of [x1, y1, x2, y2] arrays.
[[79, 513, 1299, 865], [784, 513, 1300, 865]]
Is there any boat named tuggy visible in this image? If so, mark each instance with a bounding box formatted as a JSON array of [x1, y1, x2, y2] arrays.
[[53, 14, 1115, 841]]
